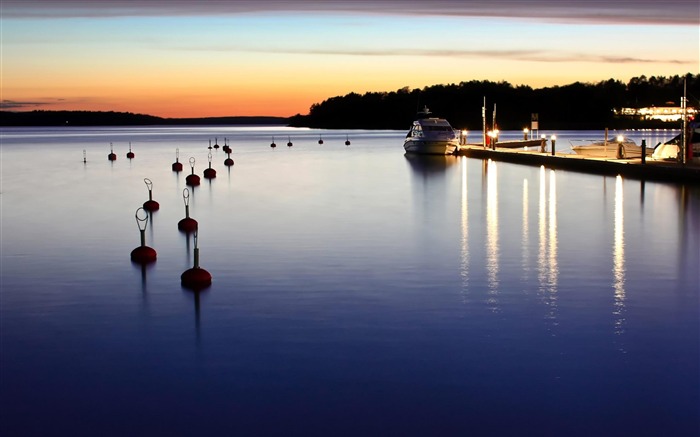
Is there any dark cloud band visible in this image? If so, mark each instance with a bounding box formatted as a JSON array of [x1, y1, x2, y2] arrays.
[[3, 0, 698, 26]]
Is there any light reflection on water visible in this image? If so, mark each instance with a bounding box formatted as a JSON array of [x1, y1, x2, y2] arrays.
[[613, 175, 626, 340], [486, 159, 499, 311], [460, 156, 469, 302], [1, 126, 698, 437]]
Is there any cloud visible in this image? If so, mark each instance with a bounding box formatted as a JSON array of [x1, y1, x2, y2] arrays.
[[0, 99, 55, 110], [0, 98, 66, 111], [3, 0, 698, 26], [171, 43, 693, 65]]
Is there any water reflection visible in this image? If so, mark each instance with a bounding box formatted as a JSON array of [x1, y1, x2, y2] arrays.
[[522, 178, 529, 282], [613, 175, 626, 339], [404, 154, 458, 176], [486, 160, 499, 311], [460, 156, 469, 302], [538, 167, 559, 327]]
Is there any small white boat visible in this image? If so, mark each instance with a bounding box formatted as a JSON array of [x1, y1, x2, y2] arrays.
[[571, 137, 650, 159], [404, 107, 459, 155], [652, 121, 700, 161]]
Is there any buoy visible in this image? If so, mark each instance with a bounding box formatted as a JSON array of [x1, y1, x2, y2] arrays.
[[186, 157, 200, 187], [318, 135, 324, 145], [178, 188, 198, 233], [287, 136, 293, 147], [172, 148, 183, 172], [270, 136, 277, 148], [208, 139, 213, 150], [108, 143, 117, 161], [224, 150, 234, 166], [142, 178, 160, 211], [181, 230, 211, 290], [83, 149, 87, 164], [130, 207, 157, 264], [126, 142, 135, 159], [345, 135, 351, 146], [203, 151, 216, 179], [223, 138, 231, 154]]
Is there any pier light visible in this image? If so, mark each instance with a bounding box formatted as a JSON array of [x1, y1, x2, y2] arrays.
[[616, 135, 624, 143], [460, 129, 468, 146], [550, 135, 557, 156], [523, 128, 529, 140]]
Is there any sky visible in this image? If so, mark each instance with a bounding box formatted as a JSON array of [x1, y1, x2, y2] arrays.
[[1, 0, 698, 118]]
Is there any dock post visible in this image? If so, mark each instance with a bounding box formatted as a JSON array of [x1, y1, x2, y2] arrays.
[[551, 135, 556, 156], [540, 136, 546, 153], [641, 139, 646, 164]]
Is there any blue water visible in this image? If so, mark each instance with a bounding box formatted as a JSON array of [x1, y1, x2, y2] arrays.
[[1, 126, 698, 436]]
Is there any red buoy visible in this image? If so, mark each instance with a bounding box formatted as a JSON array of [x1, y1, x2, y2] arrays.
[[345, 135, 351, 146], [142, 178, 160, 211], [130, 207, 157, 264], [203, 152, 216, 179], [213, 137, 220, 149], [186, 157, 200, 187], [186, 174, 200, 186], [318, 135, 324, 145], [287, 136, 293, 147], [126, 142, 135, 159], [108, 142, 117, 161], [131, 245, 157, 264], [172, 148, 183, 172], [181, 231, 211, 290], [270, 136, 277, 148], [178, 188, 198, 233], [223, 138, 231, 154]]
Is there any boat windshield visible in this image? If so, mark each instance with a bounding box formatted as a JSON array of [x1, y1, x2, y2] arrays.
[[422, 125, 453, 132]]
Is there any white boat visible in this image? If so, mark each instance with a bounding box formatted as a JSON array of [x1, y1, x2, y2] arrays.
[[571, 137, 650, 159], [652, 121, 700, 161], [404, 107, 459, 155]]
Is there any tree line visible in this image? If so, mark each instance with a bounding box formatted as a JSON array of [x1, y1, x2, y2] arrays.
[[289, 73, 700, 130], [0, 110, 289, 127]]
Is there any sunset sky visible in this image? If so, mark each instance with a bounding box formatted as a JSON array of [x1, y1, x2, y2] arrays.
[[2, 1, 698, 118]]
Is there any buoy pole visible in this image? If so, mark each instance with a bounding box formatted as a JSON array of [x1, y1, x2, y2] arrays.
[[83, 149, 87, 163], [178, 188, 198, 232], [181, 229, 212, 289], [146, 178, 153, 201], [130, 207, 157, 263], [143, 178, 160, 211]]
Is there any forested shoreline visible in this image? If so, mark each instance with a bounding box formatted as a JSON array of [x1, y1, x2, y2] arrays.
[[3, 74, 697, 130], [289, 73, 699, 130]]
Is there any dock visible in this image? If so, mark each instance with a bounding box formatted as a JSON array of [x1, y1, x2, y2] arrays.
[[455, 145, 700, 184]]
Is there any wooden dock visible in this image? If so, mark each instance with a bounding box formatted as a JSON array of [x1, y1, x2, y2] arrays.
[[455, 145, 700, 184]]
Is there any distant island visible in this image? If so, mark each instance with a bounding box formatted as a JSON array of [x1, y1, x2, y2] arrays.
[[0, 111, 288, 127], [2, 74, 697, 130]]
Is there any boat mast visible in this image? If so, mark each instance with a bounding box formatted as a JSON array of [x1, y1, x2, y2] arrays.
[[482, 96, 487, 147], [681, 78, 687, 164]]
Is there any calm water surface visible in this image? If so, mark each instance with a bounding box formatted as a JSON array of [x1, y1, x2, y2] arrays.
[[1, 126, 698, 436]]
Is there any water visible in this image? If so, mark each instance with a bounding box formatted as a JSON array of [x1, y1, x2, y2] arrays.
[[1, 126, 698, 436]]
